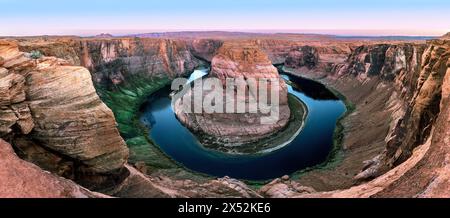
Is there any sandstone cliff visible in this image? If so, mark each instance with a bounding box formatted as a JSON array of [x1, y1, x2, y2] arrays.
[[285, 46, 319, 70], [188, 39, 223, 62], [262, 39, 450, 197], [19, 38, 200, 90], [0, 39, 129, 189], [0, 139, 105, 198]]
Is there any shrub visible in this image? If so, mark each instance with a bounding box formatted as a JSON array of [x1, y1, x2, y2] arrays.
[[29, 50, 43, 59]]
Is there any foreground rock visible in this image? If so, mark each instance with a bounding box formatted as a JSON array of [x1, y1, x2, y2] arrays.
[[0, 139, 105, 198], [0, 39, 129, 190], [174, 41, 291, 151]]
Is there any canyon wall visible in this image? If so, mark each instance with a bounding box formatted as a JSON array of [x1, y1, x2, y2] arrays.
[[261, 38, 450, 197], [78, 38, 200, 88], [323, 41, 447, 181], [20, 38, 200, 90]]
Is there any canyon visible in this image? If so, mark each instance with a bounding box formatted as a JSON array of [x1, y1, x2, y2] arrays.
[[0, 32, 449, 197]]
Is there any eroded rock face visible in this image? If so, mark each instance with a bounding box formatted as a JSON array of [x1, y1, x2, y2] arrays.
[[278, 39, 450, 197], [111, 170, 262, 198], [80, 38, 200, 88], [0, 40, 35, 137], [338, 44, 426, 82], [0, 139, 105, 198], [26, 60, 129, 174], [0, 39, 129, 189], [174, 41, 290, 148], [18, 38, 82, 66], [188, 39, 223, 62], [383, 40, 450, 167], [0, 70, 33, 136], [285, 46, 319, 69], [259, 176, 316, 198], [19, 38, 201, 90]]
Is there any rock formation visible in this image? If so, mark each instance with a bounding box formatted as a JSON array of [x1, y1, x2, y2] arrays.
[[0, 139, 105, 198], [79, 38, 200, 87], [174, 41, 291, 150], [188, 39, 223, 62], [0, 39, 129, 189], [285, 46, 319, 69], [19, 38, 200, 89]]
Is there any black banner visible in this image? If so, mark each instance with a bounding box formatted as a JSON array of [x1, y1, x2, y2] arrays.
[[0, 198, 448, 217]]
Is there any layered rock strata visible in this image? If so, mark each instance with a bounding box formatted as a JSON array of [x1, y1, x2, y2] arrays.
[[0, 39, 129, 189], [0, 139, 105, 198], [264, 39, 450, 197]]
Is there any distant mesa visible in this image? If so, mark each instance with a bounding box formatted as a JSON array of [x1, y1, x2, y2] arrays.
[[94, 33, 114, 38]]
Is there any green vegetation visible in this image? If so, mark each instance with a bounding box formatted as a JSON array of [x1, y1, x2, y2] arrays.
[[96, 75, 180, 171], [96, 75, 171, 138], [126, 136, 178, 169], [96, 73, 215, 180], [29, 50, 43, 59]]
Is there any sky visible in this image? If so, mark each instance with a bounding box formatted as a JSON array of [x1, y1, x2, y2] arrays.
[[0, 0, 448, 36]]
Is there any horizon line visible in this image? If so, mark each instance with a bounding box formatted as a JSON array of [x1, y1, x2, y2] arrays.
[[0, 29, 445, 38]]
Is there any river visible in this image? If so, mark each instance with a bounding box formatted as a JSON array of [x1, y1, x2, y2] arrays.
[[139, 67, 346, 180]]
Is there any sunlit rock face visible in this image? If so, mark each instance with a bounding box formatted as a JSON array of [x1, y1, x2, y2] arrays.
[[174, 41, 290, 147], [0, 39, 129, 189]]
